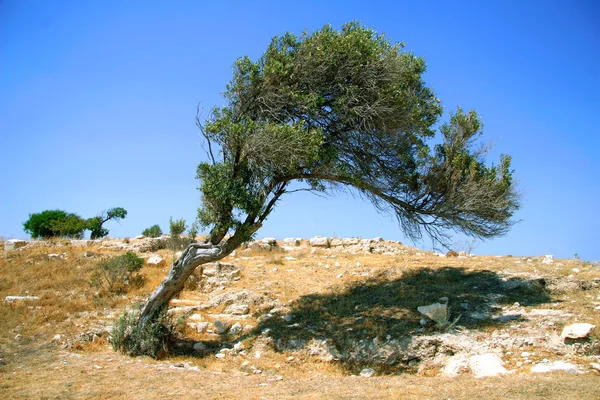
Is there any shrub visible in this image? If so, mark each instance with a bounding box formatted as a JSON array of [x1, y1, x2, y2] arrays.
[[23, 209, 87, 239], [109, 305, 172, 358], [169, 217, 187, 250], [91, 252, 144, 294], [142, 224, 162, 238], [188, 220, 200, 241]]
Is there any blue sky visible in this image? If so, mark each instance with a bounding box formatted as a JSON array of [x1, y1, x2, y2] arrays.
[[1, 1, 599, 259]]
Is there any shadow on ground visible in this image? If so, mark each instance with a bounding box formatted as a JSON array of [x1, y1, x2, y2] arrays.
[[175, 266, 553, 372]]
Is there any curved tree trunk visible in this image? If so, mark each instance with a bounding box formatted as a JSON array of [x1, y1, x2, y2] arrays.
[[137, 243, 224, 328], [136, 224, 259, 330]]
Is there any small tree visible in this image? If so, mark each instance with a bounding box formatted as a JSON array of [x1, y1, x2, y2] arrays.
[[188, 220, 200, 241], [169, 217, 187, 251], [23, 210, 87, 239], [142, 225, 162, 238], [129, 22, 520, 355], [87, 207, 128, 239]]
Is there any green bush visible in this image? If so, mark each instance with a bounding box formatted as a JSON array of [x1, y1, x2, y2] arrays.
[[188, 220, 200, 240], [23, 209, 87, 239], [169, 217, 187, 250], [142, 224, 162, 238], [90, 252, 144, 294], [109, 306, 172, 358]]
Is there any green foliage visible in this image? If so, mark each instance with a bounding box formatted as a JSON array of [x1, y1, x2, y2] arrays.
[[88, 207, 128, 239], [142, 224, 162, 238], [195, 21, 520, 246], [188, 220, 200, 240], [109, 306, 172, 358], [168, 217, 187, 236], [23, 210, 87, 239], [90, 252, 144, 294]]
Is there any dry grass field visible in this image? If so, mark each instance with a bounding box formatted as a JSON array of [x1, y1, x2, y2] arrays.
[[1, 238, 599, 399]]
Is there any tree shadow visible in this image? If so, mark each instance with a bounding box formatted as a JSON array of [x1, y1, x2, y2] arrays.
[[249, 266, 553, 371], [172, 266, 554, 373]]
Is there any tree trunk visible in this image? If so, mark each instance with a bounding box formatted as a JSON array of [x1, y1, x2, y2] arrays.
[[137, 243, 225, 328]]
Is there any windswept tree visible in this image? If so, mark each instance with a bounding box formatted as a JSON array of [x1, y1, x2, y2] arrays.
[[129, 22, 520, 354], [87, 207, 128, 239]]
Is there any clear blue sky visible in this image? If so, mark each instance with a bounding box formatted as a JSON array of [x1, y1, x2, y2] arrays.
[[1, 1, 599, 260]]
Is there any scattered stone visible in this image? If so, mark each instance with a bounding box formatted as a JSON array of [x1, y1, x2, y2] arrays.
[[195, 322, 210, 333], [146, 255, 165, 266], [52, 334, 62, 343], [542, 255, 554, 264], [531, 361, 578, 374], [229, 323, 243, 335], [309, 236, 329, 247], [193, 342, 207, 351], [360, 368, 376, 377], [417, 303, 448, 325], [285, 256, 296, 261], [225, 304, 250, 315], [5, 295, 40, 302], [214, 320, 230, 334], [305, 339, 342, 362], [262, 238, 277, 246], [4, 239, 28, 252], [468, 353, 507, 377], [560, 323, 595, 341]]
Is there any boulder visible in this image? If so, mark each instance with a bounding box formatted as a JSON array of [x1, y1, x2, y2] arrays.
[[146, 255, 165, 267], [542, 255, 554, 264], [282, 238, 302, 246], [309, 236, 329, 247], [305, 339, 342, 362], [360, 368, 375, 377], [531, 361, 578, 374], [560, 323, 595, 341], [468, 353, 507, 377], [417, 303, 448, 326], [214, 320, 230, 334], [261, 237, 277, 246], [4, 239, 28, 252], [225, 304, 250, 315], [229, 322, 243, 335]]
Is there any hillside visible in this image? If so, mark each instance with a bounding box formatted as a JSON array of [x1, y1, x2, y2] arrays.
[[1, 237, 599, 399]]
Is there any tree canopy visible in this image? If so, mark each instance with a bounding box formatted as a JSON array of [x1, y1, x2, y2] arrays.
[[197, 21, 519, 247], [130, 22, 521, 355]]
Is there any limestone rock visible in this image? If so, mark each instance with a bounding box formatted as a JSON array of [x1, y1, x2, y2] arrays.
[[542, 255, 554, 264], [282, 238, 302, 246], [360, 368, 375, 377], [468, 353, 507, 377], [305, 339, 342, 362], [4, 239, 28, 251], [146, 255, 165, 267], [261, 237, 277, 246], [225, 304, 250, 315], [309, 236, 329, 247], [214, 320, 230, 334], [417, 303, 448, 325], [5, 295, 40, 302], [229, 322, 243, 335], [442, 354, 470, 377], [531, 361, 578, 374], [560, 323, 595, 341]]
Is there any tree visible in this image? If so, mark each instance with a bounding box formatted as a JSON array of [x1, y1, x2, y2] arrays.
[[87, 207, 128, 239], [142, 224, 163, 238], [23, 210, 87, 239], [168, 217, 187, 251], [130, 22, 520, 353]]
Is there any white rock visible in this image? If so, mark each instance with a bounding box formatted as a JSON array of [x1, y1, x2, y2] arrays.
[[4, 239, 28, 251], [442, 354, 470, 377], [146, 255, 165, 266], [226, 304, 250, 315], [542, 255, 554, 264], [282, 238, 302, 246], [468, 353, 507, 377], [560, 323, 595, 341], [262, 237, 277, 245], [417, 303, 448, 325], [341, 238, 360, 246], [229, 322, 243, 335], [195, 322, 210, 333], [532, 361, 578, 374], [285, 256, 296, 261], [213, 320, 230, 334], [360, 368, 376, 377], [5, 295, 40, 302], [309, 236, 329, 247], [188, 314, 204, 321], [193, 342, 207, 351], [52, 334, 62, 342]]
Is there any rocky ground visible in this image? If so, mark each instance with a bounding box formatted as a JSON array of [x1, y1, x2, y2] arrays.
[[1, 237, 599, 399]]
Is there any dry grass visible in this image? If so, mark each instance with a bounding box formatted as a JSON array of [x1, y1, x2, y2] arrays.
[[1, 241, 599, 399]]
